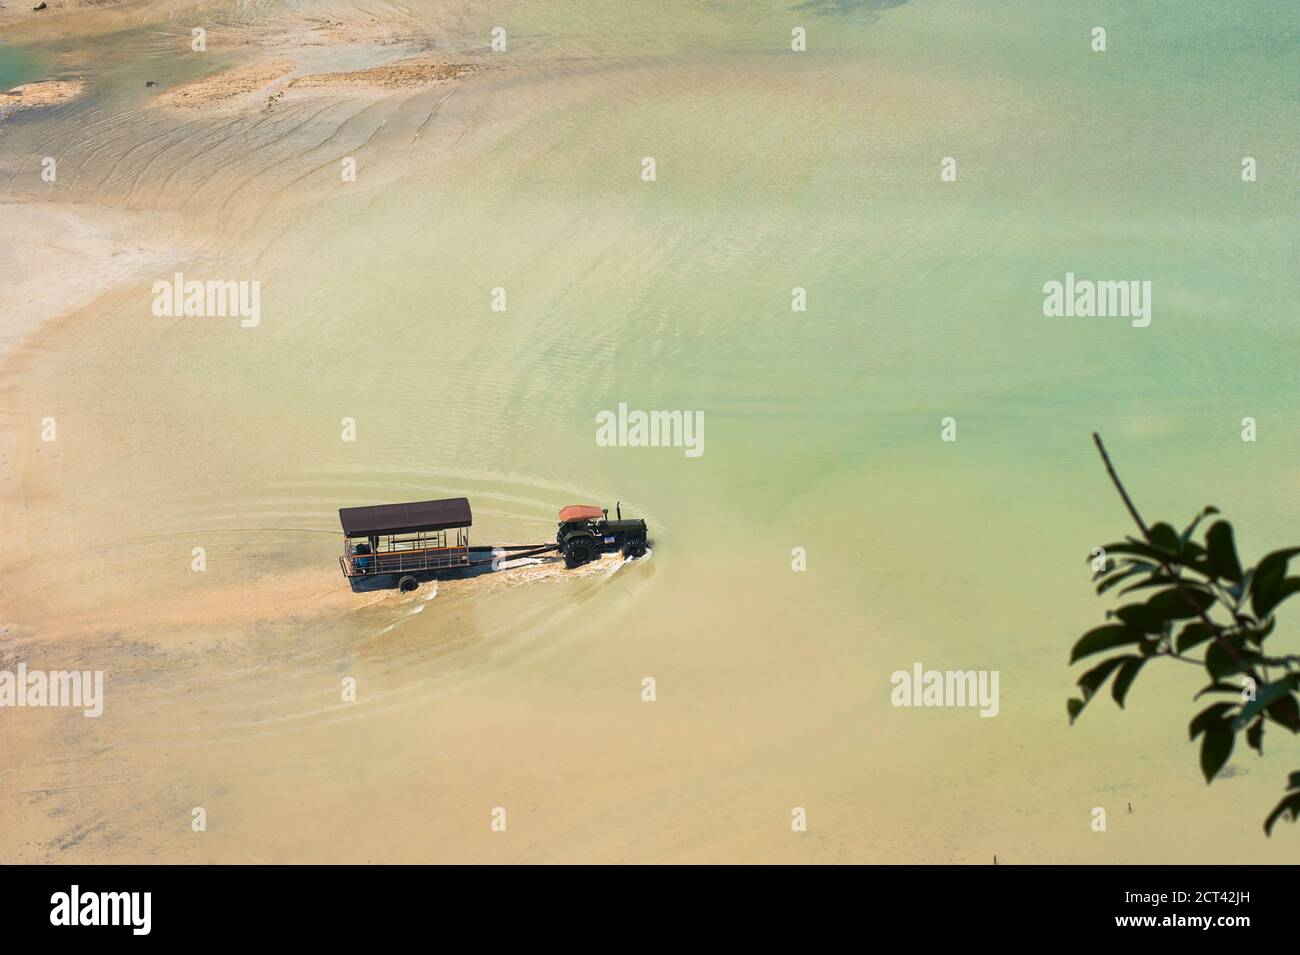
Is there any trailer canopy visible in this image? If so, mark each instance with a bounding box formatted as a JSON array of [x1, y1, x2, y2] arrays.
[[339, 497, 472, 537]]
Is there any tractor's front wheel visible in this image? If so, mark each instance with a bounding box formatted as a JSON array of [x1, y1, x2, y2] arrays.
[[622, 541, 647, 559]]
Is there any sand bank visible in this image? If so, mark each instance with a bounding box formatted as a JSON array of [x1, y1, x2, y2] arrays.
[[0, 77, 84, 118], [286, 58, 481, 92], [152, 57, 483, 112], [151, 60, 296, 111]]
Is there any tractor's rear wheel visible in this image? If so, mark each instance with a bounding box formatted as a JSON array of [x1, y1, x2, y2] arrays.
[[397, 575, 418, 592], [564, 538, 595, 568]]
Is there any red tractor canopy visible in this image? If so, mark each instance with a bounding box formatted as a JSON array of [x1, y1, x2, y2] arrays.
[[559, 504, 604, 523]]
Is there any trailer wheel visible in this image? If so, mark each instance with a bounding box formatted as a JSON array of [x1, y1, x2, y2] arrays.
[[397, 575, 418, 592]]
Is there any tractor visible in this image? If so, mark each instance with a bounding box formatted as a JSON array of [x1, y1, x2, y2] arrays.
[[557, 502, 648, 567]]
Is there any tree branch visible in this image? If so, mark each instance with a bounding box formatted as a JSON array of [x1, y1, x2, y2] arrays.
[[1092, 433, 1254, 674], [1093, 433, 1150, 537]]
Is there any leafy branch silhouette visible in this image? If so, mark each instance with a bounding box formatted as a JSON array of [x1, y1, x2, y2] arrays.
[[1070, 434, 1300, 834]]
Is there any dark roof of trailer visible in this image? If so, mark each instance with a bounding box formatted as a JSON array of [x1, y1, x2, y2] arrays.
[[338, 497, 472, 537]]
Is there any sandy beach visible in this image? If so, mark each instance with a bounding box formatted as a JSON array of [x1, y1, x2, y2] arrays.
[[1, 0, 1297, 864]]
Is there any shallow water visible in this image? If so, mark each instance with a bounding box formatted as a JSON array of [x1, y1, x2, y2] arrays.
[[1, 0, 1298, 862], [0, 45, 40, 90]]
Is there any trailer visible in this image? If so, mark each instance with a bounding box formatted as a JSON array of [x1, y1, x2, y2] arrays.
[[339, 497, 473, 591], [338, 496, 646, 590]]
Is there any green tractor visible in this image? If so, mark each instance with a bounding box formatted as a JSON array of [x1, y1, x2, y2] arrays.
[[557, 502, 648, 568]]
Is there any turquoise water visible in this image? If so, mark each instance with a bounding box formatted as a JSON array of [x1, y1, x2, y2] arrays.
[[0, 44, 40, 90]]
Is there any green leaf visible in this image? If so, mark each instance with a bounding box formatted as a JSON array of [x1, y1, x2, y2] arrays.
[[1076, 655, 1134, 700], [1104, 541, 1179, 564], [1148, 522, 1181, 554], [1205, 637, 1253, 679], [1176, 622, 1215, 653], [1251, 548, 1300, 619], [1113, 604, 1164, 634], [1266, 694, 1300, 733], [1264, 791, 1300, 835], [1095, 562, 1154, 595], [1255, 579, 1300, 621], [1070, 625, 1142, 664], [1200, 723, 1233, 783], [1117, 574, 1185, 597], [1068, 656, 1136, 724], [1234, 679, 1293, 730], [1205, 521, 1243, 583], [1194, 681, 1241, 700], [1112, 657, 1145, 708], [1246, 717, 1264, 754], [1146, 586, 1215, 622], [1189, 702, 1235, 740], [1181, 506, 1219, 545]]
